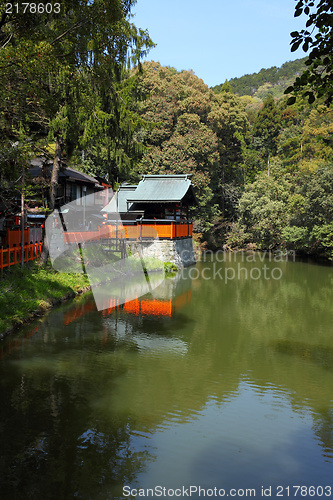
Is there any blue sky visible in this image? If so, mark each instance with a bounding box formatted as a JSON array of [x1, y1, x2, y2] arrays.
[[132, 0, 306, 88]]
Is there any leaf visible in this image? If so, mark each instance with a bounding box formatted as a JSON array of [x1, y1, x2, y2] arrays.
[[303, 41, 309, 52], [291, 40, 302, 52], [308, 93, 315, 104], [284, 86, 294, 94], [287, 96, 296, 106], [304, 6, 310, 15], [295, 8, 303, 17], [290, 31, 299, 37]]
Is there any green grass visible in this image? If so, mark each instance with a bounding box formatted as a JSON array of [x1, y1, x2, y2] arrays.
[[0, 256, 179, 335], [0, 261, 90, 334], [164, 261, 178, 274]]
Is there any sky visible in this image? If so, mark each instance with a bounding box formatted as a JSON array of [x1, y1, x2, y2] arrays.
[[132, 0, 307, 88]]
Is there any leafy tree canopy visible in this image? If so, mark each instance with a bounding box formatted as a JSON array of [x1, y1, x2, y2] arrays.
[[285, 0, 333, 105], [0, 0, 154, 196], [132, 62, 249, 229], [252, 94, 281, 158]]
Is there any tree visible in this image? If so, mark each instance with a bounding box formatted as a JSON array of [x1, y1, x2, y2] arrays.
[[133, 63, 221, 229], [285, 0, 333, 104], [283, 164, 333, 259], [228, 168, 291, 250], [0, 0, 154, 207], [68, 66, 149, 184], [252, 94, 281, 167], [207, 91, 249, 217], [219, 80, 233, 93], [132, 62, 249, 231]]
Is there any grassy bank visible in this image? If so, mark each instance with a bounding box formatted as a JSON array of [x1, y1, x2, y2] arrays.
[[0, 258, 179, 336], [0, 262, 90, 336]]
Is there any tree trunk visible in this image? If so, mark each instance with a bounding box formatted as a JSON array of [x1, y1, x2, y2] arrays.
[[50, 135, 63, 210]]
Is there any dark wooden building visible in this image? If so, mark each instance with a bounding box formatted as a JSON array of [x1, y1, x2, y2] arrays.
[[102, 174, 197, 239]]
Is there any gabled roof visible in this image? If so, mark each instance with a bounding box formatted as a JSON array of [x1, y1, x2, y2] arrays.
[[127, 174, 197, 204], [29, 159, 102, 187], [102, 185, 138, 214]]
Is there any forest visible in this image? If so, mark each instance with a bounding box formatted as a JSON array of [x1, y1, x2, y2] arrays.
[[1, 0, 333, 261], [212, 57, 308, 99]]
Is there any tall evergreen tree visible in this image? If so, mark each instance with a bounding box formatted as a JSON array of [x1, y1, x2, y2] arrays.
[[0, 0, 154, 207], [252, 94, 281, 166]]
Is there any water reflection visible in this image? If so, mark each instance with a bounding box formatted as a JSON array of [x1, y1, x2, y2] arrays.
[[0, 255, 333, 498]]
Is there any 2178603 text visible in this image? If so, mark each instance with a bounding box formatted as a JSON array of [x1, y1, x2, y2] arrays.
[[5, 3, 60, 14]]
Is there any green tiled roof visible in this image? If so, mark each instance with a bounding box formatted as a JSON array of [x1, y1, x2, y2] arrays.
[[127, 175, 195, 204]]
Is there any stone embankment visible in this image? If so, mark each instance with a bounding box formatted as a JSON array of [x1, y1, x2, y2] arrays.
[[127, 238, 197, 268]]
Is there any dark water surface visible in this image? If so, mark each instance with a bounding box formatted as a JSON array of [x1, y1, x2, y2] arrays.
[[1, 253, 333, 499]]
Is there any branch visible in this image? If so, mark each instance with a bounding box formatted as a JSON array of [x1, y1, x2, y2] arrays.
[[50, 22, 83, 46], [50, 13, 98, 47], [0, 33, 12, 50]]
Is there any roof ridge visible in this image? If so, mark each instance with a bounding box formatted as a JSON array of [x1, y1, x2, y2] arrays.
[[141, 174, 192, 180]]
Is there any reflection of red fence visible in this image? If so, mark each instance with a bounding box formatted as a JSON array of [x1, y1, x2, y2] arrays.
[[63, 220, 193, 243], [100, 291, 192, 318], [63, 300, 97, 325], [0, 242, 43, 270]]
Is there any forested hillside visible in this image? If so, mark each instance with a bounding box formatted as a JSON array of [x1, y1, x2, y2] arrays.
[[213, 58, 307, 100], [129, 62, 249, 230], [129, 61, 333, 260], [1, 2, 333, 261]]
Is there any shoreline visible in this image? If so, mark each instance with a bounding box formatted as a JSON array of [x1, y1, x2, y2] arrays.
[[0, 285, 92, 341], [0, 258, 177, 340], [0, 262, 91, 340]]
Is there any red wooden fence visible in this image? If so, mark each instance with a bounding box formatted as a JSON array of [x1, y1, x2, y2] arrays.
[[0, 242, 43, 270]]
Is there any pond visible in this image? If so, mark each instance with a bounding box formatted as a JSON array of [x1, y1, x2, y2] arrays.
[[0, 252, 333, 499]]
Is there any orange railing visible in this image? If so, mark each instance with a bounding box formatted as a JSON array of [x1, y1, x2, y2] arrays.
[[63, 220, 193, 243], [135, 220, 193, 239], [2, 227, 43, 247], [0, 242, 43, 270]]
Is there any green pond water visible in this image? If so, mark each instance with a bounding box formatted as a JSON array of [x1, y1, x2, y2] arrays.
[[1, 253, 333, 499]]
